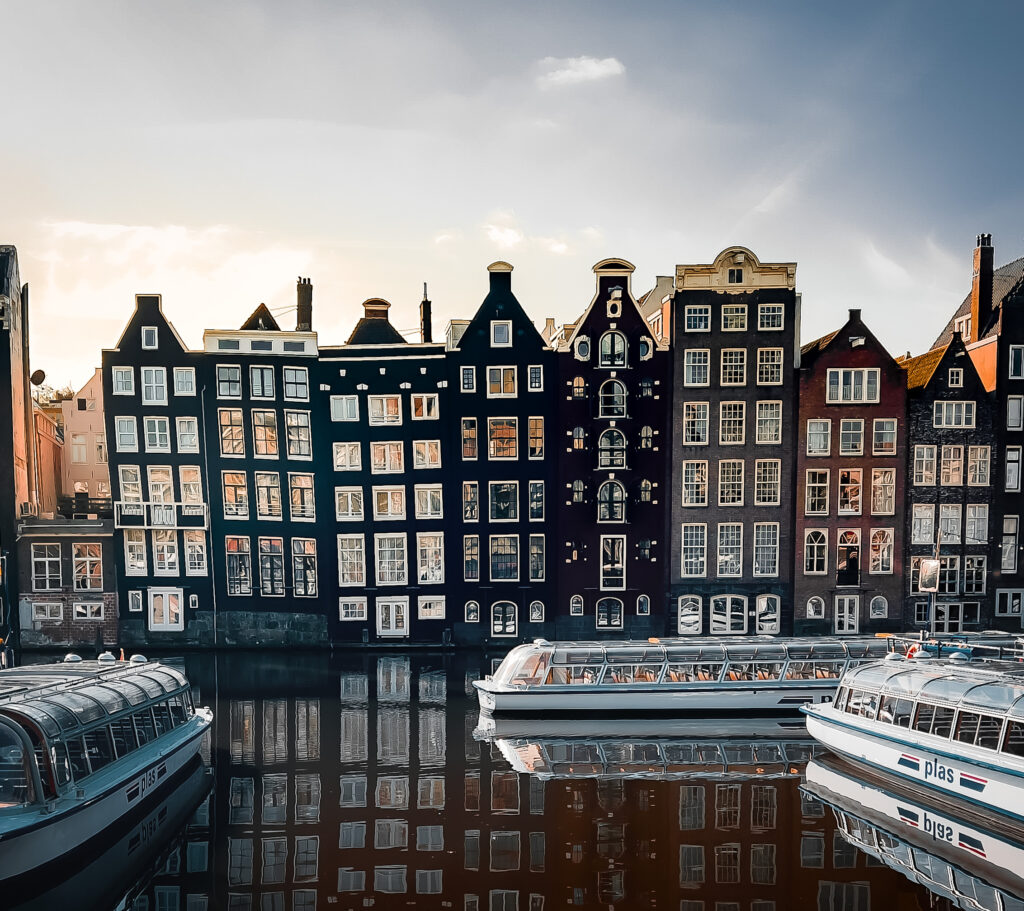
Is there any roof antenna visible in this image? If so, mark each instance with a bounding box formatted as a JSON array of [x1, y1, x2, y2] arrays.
[[423, 282, 428, 301]]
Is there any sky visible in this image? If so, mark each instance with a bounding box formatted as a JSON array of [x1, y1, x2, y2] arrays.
[[4, 0, 1024, 388]]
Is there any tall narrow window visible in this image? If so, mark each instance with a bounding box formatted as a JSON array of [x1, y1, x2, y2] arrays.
[[259, 538, 285, 595]]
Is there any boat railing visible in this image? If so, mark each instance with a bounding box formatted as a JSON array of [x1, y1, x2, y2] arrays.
[[0, 662, 185, 708], [883, 632, 1024, 660]]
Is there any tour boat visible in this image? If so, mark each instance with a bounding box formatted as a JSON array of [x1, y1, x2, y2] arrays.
[[0, 654, 212, 881], [803, 754, 1024, 910], [802, 653, 1024, 822], [474, 636, 893, 714]]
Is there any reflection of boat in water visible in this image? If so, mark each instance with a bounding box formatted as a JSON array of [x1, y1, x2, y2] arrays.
[[803, 755, 1024, 911], [8, 756, 212, 911], [0, 656, 212, 880], [477, 715, 818, 779], [475, 637, 894, 714]]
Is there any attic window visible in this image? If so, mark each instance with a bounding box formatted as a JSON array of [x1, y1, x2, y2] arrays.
[[218, 339, 240, 351], [491, 321, 512, 347], [142, 326, 158, 349], [251, 340, 272, 352], [283, 341, 305, 353], [954, 316, 972, 342], [728, 268, 743, 284], [949, 368, 963, 388]]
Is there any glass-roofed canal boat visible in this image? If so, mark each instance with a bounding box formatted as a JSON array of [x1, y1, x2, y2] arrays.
[[0, 655, 212, 881], [802, 653, 1024, 822], [474, 637, 895, 714]]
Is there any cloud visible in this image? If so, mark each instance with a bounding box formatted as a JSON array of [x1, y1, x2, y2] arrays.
[[536, 56, 626, 89], [485, 224, 524, 250]]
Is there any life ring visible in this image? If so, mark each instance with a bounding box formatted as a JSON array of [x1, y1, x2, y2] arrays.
[[907, 643, 921, 659]]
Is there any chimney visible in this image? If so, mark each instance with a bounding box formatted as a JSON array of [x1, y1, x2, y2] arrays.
[[970, 233, 993, 342], [487, 260, 514, 291], [848, 308, 862, 321], [420, 283, 433, 343], [543, 317, 556, 343], [296, 277, 312, 331]]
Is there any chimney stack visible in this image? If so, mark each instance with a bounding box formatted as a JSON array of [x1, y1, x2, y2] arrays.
[[970, 233, 993, 343], [487, 260, 514, 291], [848, 308, 862, 321], [420, 283, 433, 343], [296, 277, 312, 331]]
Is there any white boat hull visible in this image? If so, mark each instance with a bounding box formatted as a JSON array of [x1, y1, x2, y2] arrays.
[[0, 709, 211, 881]]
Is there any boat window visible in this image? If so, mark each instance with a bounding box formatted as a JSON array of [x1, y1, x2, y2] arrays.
[[0, 723, 35, 807], [877, 668, 946, 697], [961, 682, 1024, 714], [913, 702, 956, 738], [84, 727, 116, 771], [834, 686, 849, 712], [877, 695, 914, 728], [153, 701, 174, 737], [724, 663, 755, 682], [545, 666, 602, 686], [784, 742, 815, 763], [845, 689, 877, 719], [552, 648, 606, 666], [663, 744, 695, 764], [79, 684, 130, 715], [723, 743, 755, 764], [785, 661, 844, 680], [695, 744, 723, 764], [1002, 721, 1024, 757], [51, 742, 72, 787], [505, 652, 552, 686], [134, 709, 157, 746], [65, 737, 91, 780], [32, 700, 82, 733], [47, 692, 107, 725], [168, 695, 187, 726], [918, 675, 986, 706], [954, 711, 1004, 750], [755, 744, 785, 764], [132, 675, 167, 700], [666, 663, 723, 683], [110, 715, 139, 757], [753, 662, 785, 680], [146, 669, 187, 693], [117, 680, 150, 706], [605, 665, 662, 685]]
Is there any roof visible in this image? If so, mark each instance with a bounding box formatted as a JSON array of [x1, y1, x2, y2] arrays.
[[345, 315, 407, 346], [800, 329, 840, 358], [932, 254, 1024, 348], [637, 276, 673, 319], [239, 303, 281, 332], [898, 344, 946, 390]]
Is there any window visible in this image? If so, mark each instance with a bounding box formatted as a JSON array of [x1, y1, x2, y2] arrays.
[[141, 366, 167, 404], [490, 536, 519, 581], [965, 555, 986, 594], [720, 349, 746, 385], [217, 365, 241, 398], [571, 376, 585, 398], [968, 445, 990, 486], [464, 600, 480, 622], [283, 411, 311, 458], [807, 419, 830, 455], [125, 529, 147, 575], [571, 480, 584, 503], [1010, 396, 1024, 430], [826, 368, 879, 403], [32, 602, 61, 621], [528, 417, 544, 459], [941, 445, 964, 485], [571, 426, 585, 450], [529, 535, 545, 581], [933, 400, 976, 428], [722, 305, 746, 331], [255, 472, 282, 519], [640, 376, 653, 396], [31, 543, 61, 590], [757, 348, 783, 385], [681, 461, 707, 506], [600, 536, 625, 589], [718, 460, 743, 506], [839, 419, 863, 455], [872, 419, 897, 455], [375, 534, 408, 585], [804, 530, 826, 574], [719, 402, 745, 445], [529, 481, 544, 520], [528, 365, 543, 391], [834, 595, 859, 634], [492, 601, 517, 636], [70, 433, 87, 463], [414, 485, 443, 519], [756, 401, 782, 444], [489, 482, 518, 521], [685, 306, 710, 332], [678, 596, 702, 634], [755, 460, 781, 506], [219, 409, 244, 456], [258, 538, 285, 595], [871, 468, 895, 515], [461, 366, 476, 393], [683, 403, 709, 444], [838, 469, 862, 514], [369, 395, 402, 425], [464, 536, 480, 582], [758, 304, 784, 330], [940, 503, 962, 544], [710, 595, 747, 634], [598, 380, 626, 417], [417, 534, 444, 584], [753, 524, 779, 576], [1011, 345, 1024, 379], [330, 395, 358, 421], [226, 537, 252, 595], [337, 535, 365, 586], [491, 320, 512, 347], [912, 504, 935, 544], [640, 425, 653, 449], [806, 596, 825, 619], [681, 525, 706, 577], [596, 598, 623, 629], [413, 440, 441, 469], [412, 394, 438, 419], [597, 481, 626, 522], [112, 366, 134, 395], [289, 473, 315, 521], [283, 367, 308, 401], [185, 531, 207, 576], [334, 442, 361, 471], [175, 417, 199, 453], [684, 350, 710, 386], [335, 486, 363, 521], [1009, 447, 1022, 492], [153, 530, 178, 576], [373, 487, 405, 520], [488, 419, 517, 459], [718, 524, 742, 576], [252, 411, 279, 457], [870, 529, 893, 574], [966, 504, 988, 545], [142, 326, 158, 348], [570, 595, 584, 616], [487, 367, 517, 397], [914, 445, 937, 485], [144, 417, 170, 452], [599, 332, 626, 367], [805, 469, 828, 514], [756, 596, 781, 634], [938, 555, 960, 594], [462, 482, 478, 521], [598, 429, 626, 468]]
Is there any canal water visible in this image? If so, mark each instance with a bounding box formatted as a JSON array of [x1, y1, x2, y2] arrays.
[[9, 650, 1023, 910]]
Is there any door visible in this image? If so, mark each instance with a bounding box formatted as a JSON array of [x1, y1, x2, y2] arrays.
[[149, 587, 183, 631], [491, 601, 518, 637], [834, 595, 859, 634], [377, 598, 409, 637]]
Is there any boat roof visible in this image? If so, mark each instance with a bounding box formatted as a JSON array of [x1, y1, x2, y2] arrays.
[[844, 656, 1024, 715], [0, 661, 188, 738]]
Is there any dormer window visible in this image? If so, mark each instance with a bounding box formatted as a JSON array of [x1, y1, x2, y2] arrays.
[[954, 316, 972, 342], [491, 321, 512, 347], [949, 368, 964, 388], [728, 268, 743, 284], [142, 326, 158, 349]]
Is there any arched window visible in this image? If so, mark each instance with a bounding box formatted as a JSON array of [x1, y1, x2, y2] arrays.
[[756, 594, 780, 634], [464, 600, 480, 622], [639, 479, 652, 502], [570, 595, 584, 615], [710, 594, 747, 635], [572, 377, 586, 398], [529, 600, 545, 622], [598, 380, 626, 418], [572, 427, 585, 450], [870, 530, 893, 574], [806, 596, 825, 619], [804, 530, 826, 574], [571, 480, 584, 503], [596, 597, 623, 629], [491, 601, 517, 636], [599, 331, 627, 367], [678, 596, 702, 634], [837, 531, 860, 586], [640, 426, 653, 449], [869, 596, 888, 619], [636, 594, 650, 615], [598, 481, 626, 522], [598, 429, 627, 468]]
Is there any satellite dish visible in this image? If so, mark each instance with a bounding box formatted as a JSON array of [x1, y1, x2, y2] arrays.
[[30, 370, 45, 386]]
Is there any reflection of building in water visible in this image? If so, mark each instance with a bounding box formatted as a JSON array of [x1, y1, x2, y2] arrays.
[[125, 653, 935, 910]]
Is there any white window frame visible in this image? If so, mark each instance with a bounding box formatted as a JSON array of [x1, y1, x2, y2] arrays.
[[376, 597, 410, 638], [721, 305, 747, 332], [148, 587, 184, 632], [680, 524, 707, 578], [826, 368, 880, 404], [141, 326, 159, 349], [337, 534, 366, 587], [411, 394, 439, 420], [144, 416, 171, 453], [718, 401, 746, 446], [684, 306, 710, 333], [720, 349, 747, 386], [115, 416, 138, 453], [806, 419, 831, 456], [758, 304, 784, 331], [339, 597, 368, 621], [372, 486, 406, 521], [330, 395, 359, 422], [374, 533, 408, 586], [839, 419, 864, 456], [283, 366, 310, 402], [412, 439, 442, 470], [368, 395, 402, 426], [173, 367, 196, 396], [414, 484, 444, 519], [487, 366, 517, 398], [176, 416, 200, 453], [755, 401, 782, 445], [334, 442, 361, 471], [491, 320, 512, 347], [461, 366, 476, 393], [872, 418, 897, 455], [335, 486, 364, 520], [112, 366, 135, 396]]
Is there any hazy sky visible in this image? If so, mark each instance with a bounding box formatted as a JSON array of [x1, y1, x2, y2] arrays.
[[4, 0, 1024, 388]]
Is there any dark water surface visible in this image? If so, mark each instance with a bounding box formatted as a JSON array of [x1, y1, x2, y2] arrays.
[[10, 650, 1020, 910]]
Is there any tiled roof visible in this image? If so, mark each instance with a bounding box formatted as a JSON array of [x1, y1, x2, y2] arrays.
[[898, 344, 946, 389], [932, 255, 1024, 348], [800, 329, 840, 359]]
